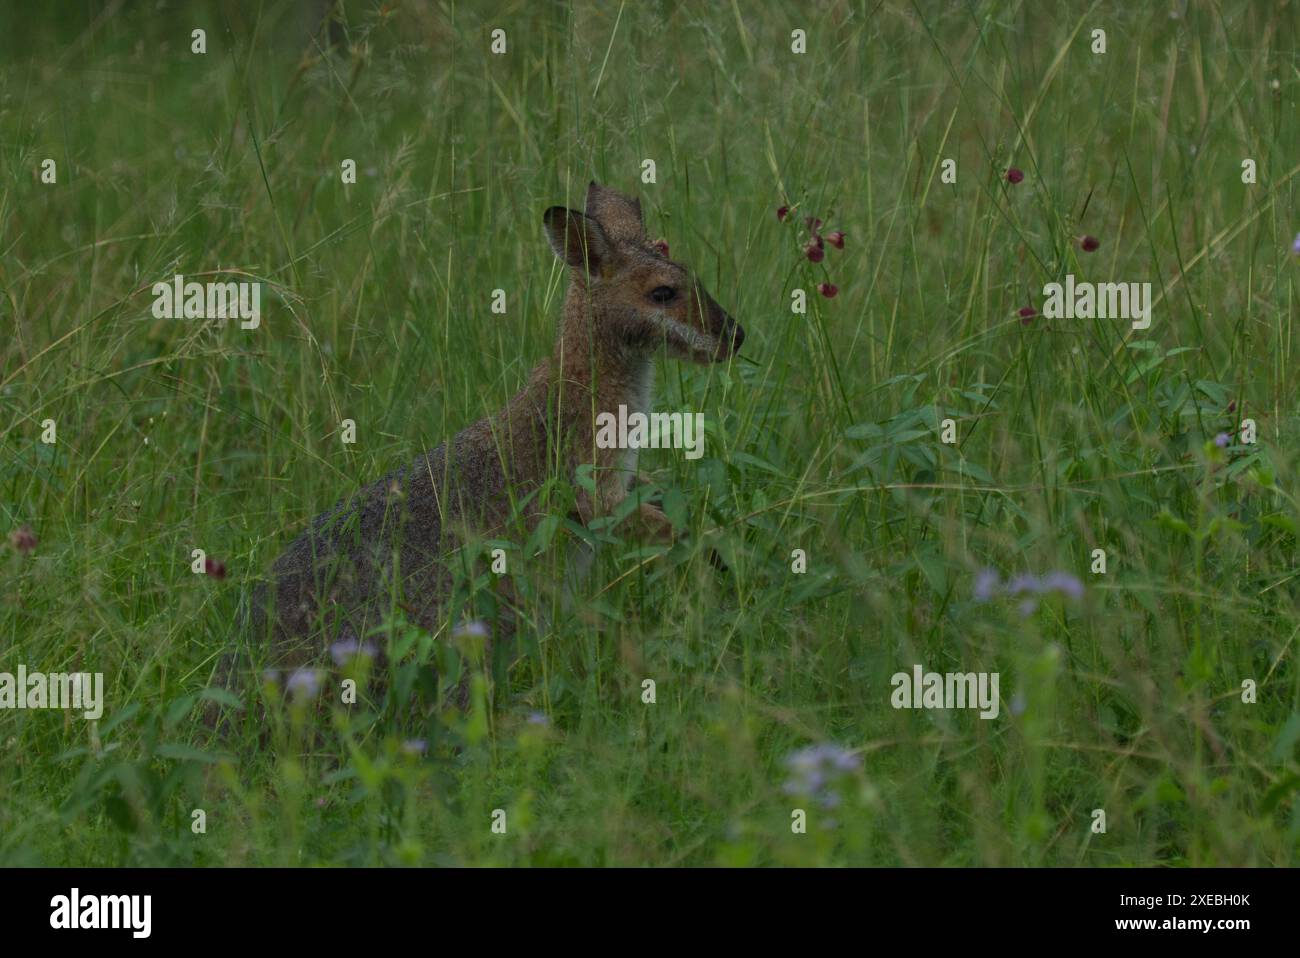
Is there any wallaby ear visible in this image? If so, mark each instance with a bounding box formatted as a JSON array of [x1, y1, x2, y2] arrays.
[[543, 206, 613, 275], [585, 181, 644, 242]]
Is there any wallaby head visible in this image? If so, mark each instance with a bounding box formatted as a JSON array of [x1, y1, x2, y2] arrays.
[[543, 182, 744, 364]]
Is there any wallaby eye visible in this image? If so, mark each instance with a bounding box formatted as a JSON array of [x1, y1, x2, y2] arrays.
[[649, 286, 676, 304]]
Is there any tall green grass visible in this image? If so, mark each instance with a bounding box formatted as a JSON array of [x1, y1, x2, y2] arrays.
[[1, 0, 1297, 866]]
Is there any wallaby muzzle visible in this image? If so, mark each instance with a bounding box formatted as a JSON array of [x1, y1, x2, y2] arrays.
[[715, 308, 744, 359]]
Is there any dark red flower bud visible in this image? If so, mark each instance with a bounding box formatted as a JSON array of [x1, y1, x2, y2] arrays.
[[1080, 235, 1100, 252], [804, 216, 823, 233], [205, 557, 227, 580], [825, 231, 845, 249], [804, 242, 825, 263], [653, 239, 669, 257], [777, 205, 790, 222], [817, 283, 838, 298], [1006, 168, 1024, 184], [9, 525, 37, 556], [1018, 306, 1036, 324]]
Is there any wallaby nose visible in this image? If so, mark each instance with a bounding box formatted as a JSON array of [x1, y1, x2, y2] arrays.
[[727, 318, 745, 354]]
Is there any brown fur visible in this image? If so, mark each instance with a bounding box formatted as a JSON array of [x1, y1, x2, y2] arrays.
[[245, 183, 743, 668]]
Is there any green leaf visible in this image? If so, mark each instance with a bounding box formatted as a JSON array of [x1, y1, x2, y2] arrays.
[[952, 458, 995, 483], [1194, 380, 1228, 406], [731, 451, 784, 475], [1260, 513, 1297, 535], [885, 428, 930, 444], [915, 552, 947, 596], [199, 687, 243, 708], [1271, 714, 1300, 763], [1261, 773, 1300, 814], [1153, 510, 1193, 537], [97, 704, 141, 738], [661, 486, 687, 529], [1125, 355, 1165, 383], [845, 422, 883, 440], [164, 694, 197, 729], [846, 446, 884, 473], [157, 743, 227, 764], [574, 462, 598, 495], [525, 514, 563, 555], [873, 372, 926, 390], [900, 442, 937, 471], [959, 390, 999, 409], [104, 791, 138, 834]]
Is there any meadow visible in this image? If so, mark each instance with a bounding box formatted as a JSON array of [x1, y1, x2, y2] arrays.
[[1, 0, 1297, 867]]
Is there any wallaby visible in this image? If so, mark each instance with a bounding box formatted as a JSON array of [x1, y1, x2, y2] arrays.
[[246, 182, 743, 668]]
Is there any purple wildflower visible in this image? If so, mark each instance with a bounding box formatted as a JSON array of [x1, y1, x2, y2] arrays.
[[782, 743, 860, 810], [1006, 574, 1042, 596], [788, 769, 826, 794], [401, 739, 428, 756], [453, 619, 490, 640], [1214, 432, 1230, 448], [974, 568, 1000, 602], [1042, 571, 1085, 601], [1002, 571, 1084, 602], [829, 748, 860, 772], [330, 637, 378, 666], [1292, 232, 1300, 255], [286, 668, 322, 698], [785, 748, 819, 775]]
